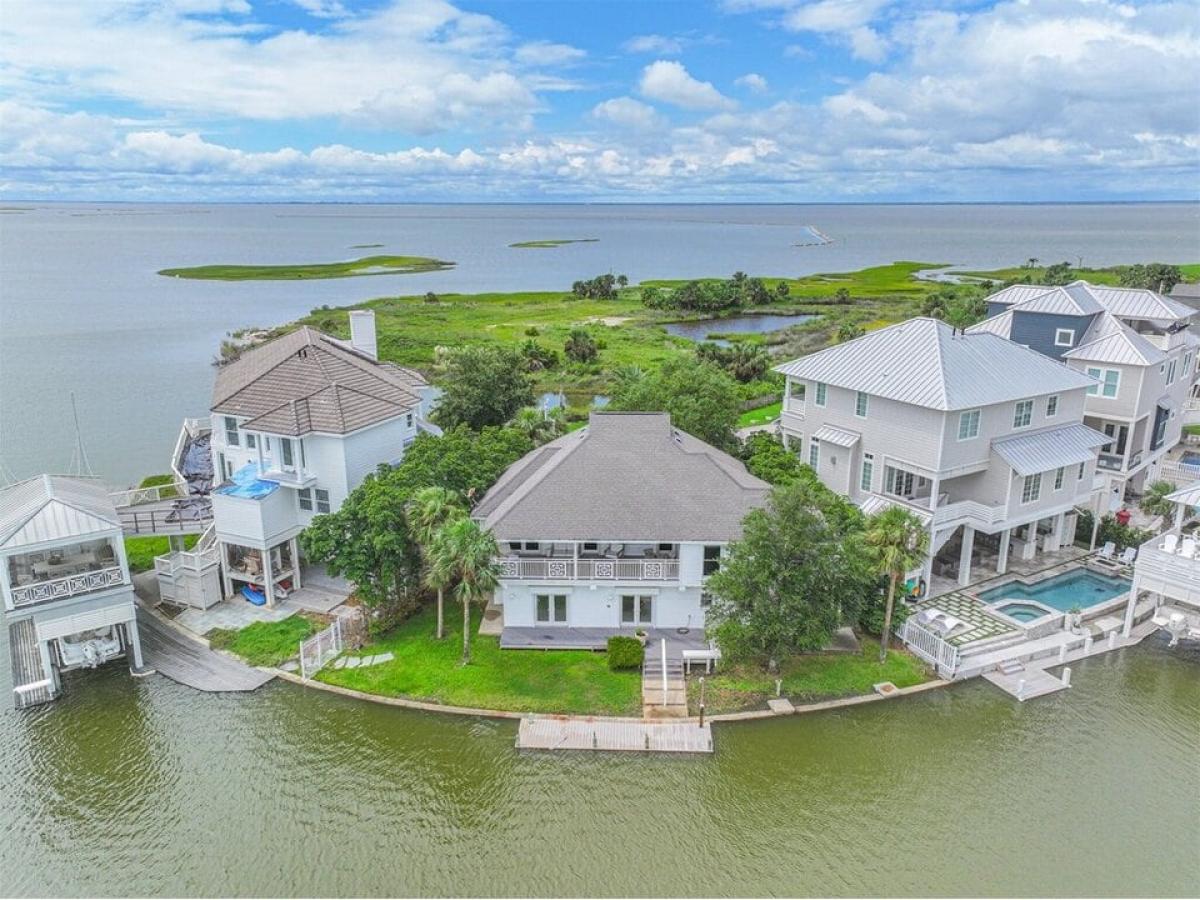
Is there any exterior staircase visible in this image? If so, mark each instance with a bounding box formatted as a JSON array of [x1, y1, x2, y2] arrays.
[[642, 640, 688, 719]]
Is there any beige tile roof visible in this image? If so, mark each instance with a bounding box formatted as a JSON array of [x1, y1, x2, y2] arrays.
[[212, 327, 421, 436]]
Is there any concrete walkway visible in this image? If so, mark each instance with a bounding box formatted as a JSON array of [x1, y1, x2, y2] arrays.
[[136, 606, 273, 693], [517, 716, 712, 753]]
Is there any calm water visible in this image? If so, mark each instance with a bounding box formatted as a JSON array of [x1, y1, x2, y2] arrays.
[[0, 637, 1196, 897], [663, 312, 818, 343], [1, 203, 1198, 486]]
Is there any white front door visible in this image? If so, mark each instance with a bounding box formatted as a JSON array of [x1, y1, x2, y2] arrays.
[[535, 593, 567, 625], [620, 594, 653, 626]]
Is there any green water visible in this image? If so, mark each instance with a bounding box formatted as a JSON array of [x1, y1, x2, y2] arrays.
[[1, 639, 1197, 897]]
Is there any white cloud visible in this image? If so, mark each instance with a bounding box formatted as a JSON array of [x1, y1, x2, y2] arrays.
[[623, 34, 684, 55], [638, 61, 736, 111], [735, 73, 769, 93], [286, 0, 349, 18], [514, 40, 586, 66], [591, 97, 662, 130]]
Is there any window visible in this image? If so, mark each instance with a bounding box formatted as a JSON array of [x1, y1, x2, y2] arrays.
[[224, 416, 240, 447], [315, 489, 330, 514], [703, 545, 722, 577], [406, 413, 414, 428], [657, 543, 673, 552], [620, 594, 652, 625], [884, 465, 915, 498], [582, 542, 598, 552], [808, 438, 820, 469], [536, 594, 568, 624], [246, 433, 257, 450], [700, 591, 713, 608], [280, 437, 294, 468], [298, 488, 313, 511], [1054, 328, 1075, 347], [1166, 359, 1178, 385], [855, 391, 869, 418], [1087, 367, 1120, 398], [1078, 461, 1086, 481], [860, 452, 874, 492], [1046, 395, 1059, 418], [1021, 473, 1042, 504], [792, 382, 806, 402], [1054, 467, 1065, 491], [1013, 399, 1033, 429], [814, 382, 827, 407], [957, 409, 981, 440]]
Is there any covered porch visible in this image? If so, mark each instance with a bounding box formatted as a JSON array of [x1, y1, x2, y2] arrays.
[[498, 540, 683, 582]]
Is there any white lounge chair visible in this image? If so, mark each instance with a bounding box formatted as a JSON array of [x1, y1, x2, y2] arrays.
[[1162, 534, 1179, 554], [1182, 537, 1197, 559], [1097, 541, 1116, 560], [1118, 547, 1137, 565]]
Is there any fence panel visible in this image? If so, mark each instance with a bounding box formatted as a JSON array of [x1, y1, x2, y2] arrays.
[[299, 617, 343, 679]]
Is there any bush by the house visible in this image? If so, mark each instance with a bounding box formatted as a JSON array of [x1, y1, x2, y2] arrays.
[[607, 636, 644, 670]]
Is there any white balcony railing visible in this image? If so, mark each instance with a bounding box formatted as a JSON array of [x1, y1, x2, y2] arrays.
[[108, 479, 187, 508], [9, 566, 127, 608], [258, 466, 317, 488], [498, 557, 680, 581], [933, 498, 1008, 528], [1134, 537, 1200, 602]]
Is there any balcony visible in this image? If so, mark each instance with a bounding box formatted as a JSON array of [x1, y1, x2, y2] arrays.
[[1097, 450, 1143, 473], [1134, 535, 1200, 606], [9, 566, 128, 608], [932, 499, 1008, 528], [498, 556, 680, 582]]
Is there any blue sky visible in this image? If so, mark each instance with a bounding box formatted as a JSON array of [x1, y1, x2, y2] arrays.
[[1, 0, 1197, 202]]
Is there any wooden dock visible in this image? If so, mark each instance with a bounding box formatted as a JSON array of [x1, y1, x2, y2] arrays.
[[137, 607, 272, 693], [7, 619, 55, 709], [517, 716, 713, 753]]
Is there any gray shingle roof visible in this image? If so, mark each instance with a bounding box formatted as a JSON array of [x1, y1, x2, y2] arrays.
[[474, 413, 769, 542], [0, 475, 121, 549], [774, 318, 1095, 411], [992, 424, 1110, 477], [212, 327, 421, 436]]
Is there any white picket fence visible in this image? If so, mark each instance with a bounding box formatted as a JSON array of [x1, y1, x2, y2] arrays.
[[895, 617, 960, 678], [299, 617, 343, 680]]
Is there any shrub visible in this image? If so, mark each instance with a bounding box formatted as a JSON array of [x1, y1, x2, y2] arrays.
[[607, 635, 644, 670]]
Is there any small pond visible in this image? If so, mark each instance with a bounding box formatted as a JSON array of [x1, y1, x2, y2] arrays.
[[663, 313, 817, 345], [539, 391, 609, 410]]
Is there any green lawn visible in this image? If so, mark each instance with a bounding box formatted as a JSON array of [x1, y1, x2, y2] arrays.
[[1183, 424, 1200, 437], [158, 255, 454, 280], [207, 615, 317, 667], [318, 605, 643, 715], [955, 262, 1200, 285], [690, 644, 931, 714], [738, 400, 782, 428], [124, 533, 199, 573]]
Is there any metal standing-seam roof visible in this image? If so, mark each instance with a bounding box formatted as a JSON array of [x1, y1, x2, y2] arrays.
[[212, 327, 422, 436], [1165, 481, 1200, 509], [812, 425, 861, 447], [1062, 324, 1166, 366], [0, 475, 121, 550], [474, 412, 770, 542], [991, 424, 1110, 476], [1087, 285, 1197, 322], [774, 318, 1096, 412]]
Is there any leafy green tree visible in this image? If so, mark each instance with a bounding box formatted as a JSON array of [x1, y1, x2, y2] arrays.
[[1140, 479, 1179, 530], [563, 328, 599, 363], [429, 518, 501, 665], [609, 357, 741, 450], [706, 480, 876, 671], [864, 506, 930, 663], [432, 345, 534, 430], [1119, 263, 1182, 293], [520, 339, 559, 372], [695, 342, 771, 383], [409, 486, 466, 639], [510, 406, 566, 446], [389, 425, 533, 501], [301, 471, 421, 616], [741, 432, 803, 485], [1040, 261, 1074, 285], [836, 320, 866, 343]]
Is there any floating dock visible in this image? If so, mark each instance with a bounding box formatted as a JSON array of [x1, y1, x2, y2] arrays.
[[517, 716, 713, 754]]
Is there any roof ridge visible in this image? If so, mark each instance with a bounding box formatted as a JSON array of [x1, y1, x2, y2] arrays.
[[929, 318, 950, 409]]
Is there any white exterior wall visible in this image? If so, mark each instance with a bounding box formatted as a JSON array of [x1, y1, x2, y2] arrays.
[[938, 389, 1089, 473], [211, 488, 300, 547], [341, 416, 415, 491], [496, 581, 706, 630]]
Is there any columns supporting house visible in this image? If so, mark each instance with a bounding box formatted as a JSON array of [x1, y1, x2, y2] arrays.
[[289, 537, 303, 590], [957, 525, 975, 587], [1123, 571, 1142, 637], [125, 616, 145, 670], [996, 528, 1011, 575], [262, 549, 276, 608]]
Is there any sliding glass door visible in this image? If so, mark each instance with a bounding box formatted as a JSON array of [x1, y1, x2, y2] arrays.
[[620, 594, 653, 626]]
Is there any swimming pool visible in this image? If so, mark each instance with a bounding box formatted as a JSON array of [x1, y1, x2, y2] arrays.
[[1180, 450, 1200, 468], [214, 461, 280, 500], [995, 602, 1051, 623], [978, 569, 1130, 612]]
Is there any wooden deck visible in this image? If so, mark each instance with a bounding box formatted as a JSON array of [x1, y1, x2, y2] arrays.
[[500, 625, 709, 651], [136, 607, 272, 693], [517, 716, 713, 753], [7, 619, 55, 709]]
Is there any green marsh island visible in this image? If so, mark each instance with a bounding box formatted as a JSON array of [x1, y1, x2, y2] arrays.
[[158, 254, 454, 280], [509, 238, 599, 249]]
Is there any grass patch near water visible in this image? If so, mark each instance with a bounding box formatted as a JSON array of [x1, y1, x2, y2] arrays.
[[510, 238, 599, 249], [124, 534, 199, 573], [207, 615, 317, 667], [159, 255, 454, 280], [318, 604, 642, 715], [692, 644, 930, 714]]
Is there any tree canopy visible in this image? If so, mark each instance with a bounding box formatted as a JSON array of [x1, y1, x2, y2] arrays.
[[1118, 263, 1183, 293], [608, 357, 741, 450], [705, 479, 877, 669], [432, 345, 534, 430]]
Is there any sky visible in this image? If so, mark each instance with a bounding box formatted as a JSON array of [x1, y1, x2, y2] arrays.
[[1, 0, 1197, 203]]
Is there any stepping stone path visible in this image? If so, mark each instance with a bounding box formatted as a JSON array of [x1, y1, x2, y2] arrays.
[[331, 651, 394, 670]]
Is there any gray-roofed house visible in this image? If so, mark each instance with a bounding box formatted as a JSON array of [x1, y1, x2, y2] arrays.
[[774, 317, 1107, 596], [474, 412, 769, 639], [188, 310, 439, 609], [969, 280, 1199, 499], [1, 475, 144, 708]]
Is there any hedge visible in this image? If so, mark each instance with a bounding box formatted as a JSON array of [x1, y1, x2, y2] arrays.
[[607, 635, 644, 671]]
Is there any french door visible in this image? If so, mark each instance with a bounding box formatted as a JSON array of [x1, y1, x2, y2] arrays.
[[535, 593, 567, 625], [621, 594, 653, 626]]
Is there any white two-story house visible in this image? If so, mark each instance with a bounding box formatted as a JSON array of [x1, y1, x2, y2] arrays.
[[1, 475, 144, 708], [473, 412, 769, 642], [775, 317, 1107, 596], [203, 311, 436, 608], [970, 281, 1199, 502]]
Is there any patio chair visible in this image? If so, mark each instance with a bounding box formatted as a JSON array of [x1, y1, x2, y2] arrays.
[[1161, 534, 1179, 554], [1118, 547, 1137, 565], [1097, 541, 1116, 560], [1182, 537, 1197, 560]]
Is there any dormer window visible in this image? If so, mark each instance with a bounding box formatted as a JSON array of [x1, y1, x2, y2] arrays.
[[1054, 328, 1075, 347]]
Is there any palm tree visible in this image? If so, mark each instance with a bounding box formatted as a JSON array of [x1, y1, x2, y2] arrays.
[[510, 405, 566, 446], [1140, 480, 1178, 531], [865, 506, 931, 663], [408, 486, 465, 639], [435, 517, 501, 665]]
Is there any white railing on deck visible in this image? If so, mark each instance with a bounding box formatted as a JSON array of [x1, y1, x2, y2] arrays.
[[1160, 460, 1200, 485], [108, 480, 187, 508], [497, 557, 680, 581], [895, 617, 960, 678], [10, 566, 127, 607], [153, 525, 220, 577], [300, 617, 343, 679], [933, 499, 1007, 528]]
